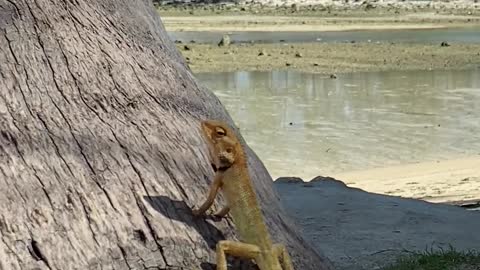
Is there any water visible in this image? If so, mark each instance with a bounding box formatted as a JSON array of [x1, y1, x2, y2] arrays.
[[170, 27, 480, 44], [196, 69, 480, 180]]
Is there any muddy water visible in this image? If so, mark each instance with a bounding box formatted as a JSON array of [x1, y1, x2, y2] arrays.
[[170, 27, 480, 44], [196, 68, 480, 180]]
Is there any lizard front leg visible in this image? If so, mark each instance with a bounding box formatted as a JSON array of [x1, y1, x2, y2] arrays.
[[192, 172, 224, 216]]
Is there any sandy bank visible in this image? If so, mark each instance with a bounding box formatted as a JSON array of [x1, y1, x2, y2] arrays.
[[277, 156, 480, 205], [333, 156, 480, 204], [275, 179, 480, 270], [178, 42, 480, 74]]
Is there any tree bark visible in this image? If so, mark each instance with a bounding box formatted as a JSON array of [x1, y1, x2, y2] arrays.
[[0, 0, 334, 269]]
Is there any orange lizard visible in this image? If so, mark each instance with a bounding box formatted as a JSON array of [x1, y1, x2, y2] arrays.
[[192, 119, 294, 270]]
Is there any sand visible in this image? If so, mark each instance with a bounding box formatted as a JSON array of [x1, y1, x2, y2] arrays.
[[333, 156, 480, 204]]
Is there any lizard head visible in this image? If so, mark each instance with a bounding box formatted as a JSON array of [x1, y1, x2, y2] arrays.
[[200, 120, 240, 171]]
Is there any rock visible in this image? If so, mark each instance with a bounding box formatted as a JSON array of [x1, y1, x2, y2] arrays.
[[218, 34, 231, 47], [183, 45, 191, 51], [329, 74, 337, 79], [364, 2, 375, 10], [174, 40, 182, 44], [310, 176, 348, 188], [313, 63, 319, 66], [286, 62, 292, 66], [258, 49, 266, 56], [291, 3, 299, 12], [295, 52, 303, 58], [441, 41, 450, 47], [275, 178, 480, 270], [275, 177, 305, 184]]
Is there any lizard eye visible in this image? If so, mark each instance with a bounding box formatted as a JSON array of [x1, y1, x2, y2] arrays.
[[215, 127, 226, 136], [226, 148, 233, 153]]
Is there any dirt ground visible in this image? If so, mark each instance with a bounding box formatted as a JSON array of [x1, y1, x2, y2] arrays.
[[178, 42, 480, 74]]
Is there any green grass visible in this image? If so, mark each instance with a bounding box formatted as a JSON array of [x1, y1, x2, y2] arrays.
[[384, 247, 480, 270]]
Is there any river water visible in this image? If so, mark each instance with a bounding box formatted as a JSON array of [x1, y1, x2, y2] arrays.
[[196, 68, 480, 180], [170, 27, 480, 44]]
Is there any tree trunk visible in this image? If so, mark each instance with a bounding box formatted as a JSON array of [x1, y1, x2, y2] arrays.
[[0, 0, 334, 269]]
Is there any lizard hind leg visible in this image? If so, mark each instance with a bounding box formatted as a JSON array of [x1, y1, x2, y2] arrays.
[[216, 240, 261, 270], [273, 244, 295, 270]]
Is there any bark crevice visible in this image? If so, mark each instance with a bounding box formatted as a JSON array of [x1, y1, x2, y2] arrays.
[[28, 239, 52, 270]]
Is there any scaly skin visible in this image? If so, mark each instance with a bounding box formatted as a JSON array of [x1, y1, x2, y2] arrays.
[[193, 120, 295, 270]]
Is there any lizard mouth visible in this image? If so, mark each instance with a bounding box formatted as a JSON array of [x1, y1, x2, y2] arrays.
[[211, 163, 218, 172], [211, 163, 229, 172]]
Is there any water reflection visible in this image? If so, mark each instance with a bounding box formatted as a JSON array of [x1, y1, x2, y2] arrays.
[[196, 69, 480, 180]]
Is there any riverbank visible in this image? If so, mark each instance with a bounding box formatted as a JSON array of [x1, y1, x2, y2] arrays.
[[178, 42, 480, 74]]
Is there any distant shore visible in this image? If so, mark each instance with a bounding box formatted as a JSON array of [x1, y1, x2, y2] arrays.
[[158, 4, 480, 32]]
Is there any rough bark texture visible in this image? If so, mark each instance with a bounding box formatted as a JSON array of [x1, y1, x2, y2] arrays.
[[0, 0, 334, 269]]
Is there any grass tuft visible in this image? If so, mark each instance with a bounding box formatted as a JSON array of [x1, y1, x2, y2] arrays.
[[384, 246, 480, 270]]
